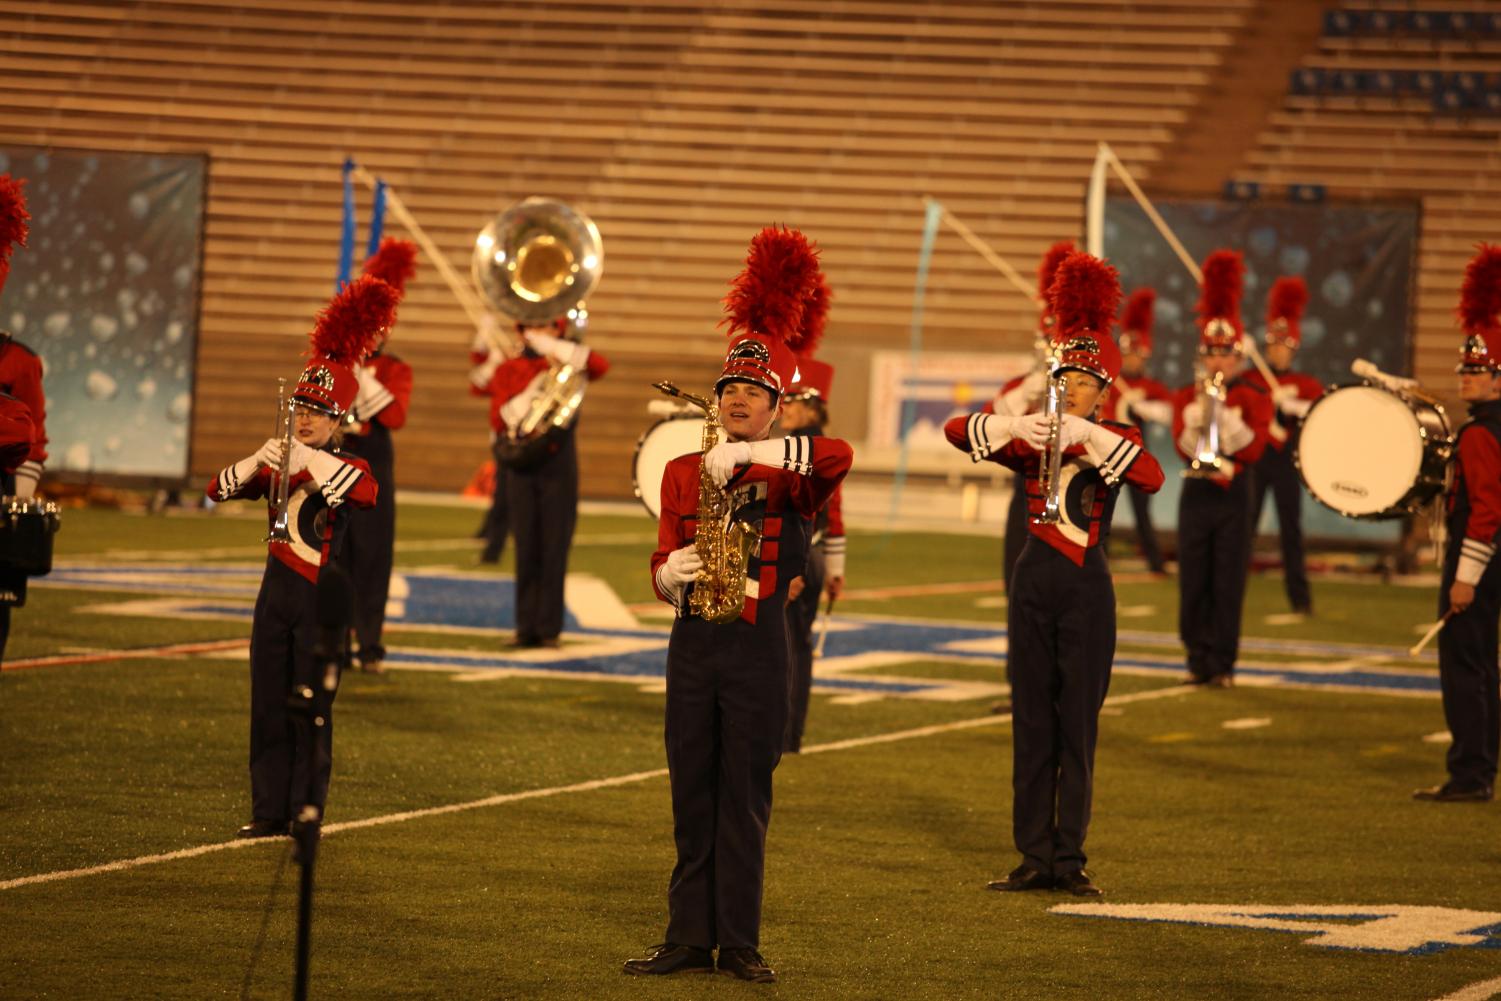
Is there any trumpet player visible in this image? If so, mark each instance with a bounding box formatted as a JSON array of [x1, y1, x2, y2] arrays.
[[1244, 276, 1324, 616], [479, 315, 609, 648], [341, 238, 418, 675], [628, 228, 851, 984], [1102, 287, 1174, 574], [1171, 250, 1273, 688], [945, 251, 1164, 898], [206, 276, 394, 839], [1416, 245, 1501, 804]]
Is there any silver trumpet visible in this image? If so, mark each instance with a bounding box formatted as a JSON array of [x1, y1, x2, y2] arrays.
[[265, 378, 295, 544], [1032, 355, 1068, 525], [1183, 367, 1228, 479]]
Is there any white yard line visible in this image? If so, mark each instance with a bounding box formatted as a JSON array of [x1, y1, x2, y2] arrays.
[[1433, 976, 1501, 1001], [0, 683, 1195, 892]]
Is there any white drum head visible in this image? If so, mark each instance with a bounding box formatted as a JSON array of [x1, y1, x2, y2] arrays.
[[1298, 385, 1422, 516], [632, 416, 705, 519]]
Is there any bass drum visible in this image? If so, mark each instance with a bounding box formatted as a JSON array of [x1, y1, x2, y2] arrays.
[[632, 415, 705, 519], [1295, 382, 1453, 519]]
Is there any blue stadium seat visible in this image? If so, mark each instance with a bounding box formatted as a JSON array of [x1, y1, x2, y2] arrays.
[[1323, 9, 1355, 36], [1290, 67, 1324, 96]]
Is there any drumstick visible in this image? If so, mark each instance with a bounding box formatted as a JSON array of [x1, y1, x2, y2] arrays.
[[1409, 612, 1452, 658], [1240, 337, 1288, 443], [814, 595, 836, 658]]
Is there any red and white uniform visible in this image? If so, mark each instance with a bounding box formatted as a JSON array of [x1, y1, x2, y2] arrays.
[[1170, 378, 1273, 485], [1241, 368, 1324, 450], [0, 336, 46, 494], [483, 347, 610, 436], [347, 353, 413, 435], [1101, 375, 1173, 427], [206, 451, 377, 583]]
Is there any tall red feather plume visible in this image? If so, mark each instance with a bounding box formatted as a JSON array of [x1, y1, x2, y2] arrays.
[[1050, 252, 1121, 337], [790, 268, 831, 357], [1267, 276, 1309, 324], [721, 225, 825, 346], [1037, 240, 1077, 302], [1121, 287, 1156, 334], [0, 174, 31, 295], [361, 237, 418, 298], [1197, 249, 1245, 330], [311, 275, 399, 365], [1459, 243, 1501, 334]]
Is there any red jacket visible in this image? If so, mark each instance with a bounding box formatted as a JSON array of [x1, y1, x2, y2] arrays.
[[484, 349, 610, 435], [1241, 368, 1324, 451], [1171, 377, 1273, 486], [1101, 375, 1172, 425], [0, 336, 46, 464], [651, 436, 853, 624], [347, 352, 414, 435]]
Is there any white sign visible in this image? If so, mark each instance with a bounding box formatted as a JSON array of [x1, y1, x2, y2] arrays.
[[867, 350, 1032, 451]]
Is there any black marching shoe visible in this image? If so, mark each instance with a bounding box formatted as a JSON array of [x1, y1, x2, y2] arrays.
[[1413, 782, 1493, 803], [1054, 869, 1104, 897], [621, 943, 713, 977], [987, 864, 1055, 892], [235, 819, 288, 839], [717, 947, 777, 984]]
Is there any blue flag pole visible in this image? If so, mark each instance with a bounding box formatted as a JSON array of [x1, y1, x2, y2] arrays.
[[336, 157, 357, 291], [885, 196, 944, 532]]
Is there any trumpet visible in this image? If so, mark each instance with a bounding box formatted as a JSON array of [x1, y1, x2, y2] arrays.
[[1183, 367, 1228, 479], [265, 378, 295, 544], [1032, 356, 1068, 525]]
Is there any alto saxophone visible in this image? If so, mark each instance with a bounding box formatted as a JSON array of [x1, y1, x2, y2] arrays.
[[1033, 355, 1068, 525], [653, 381, 761, 624]]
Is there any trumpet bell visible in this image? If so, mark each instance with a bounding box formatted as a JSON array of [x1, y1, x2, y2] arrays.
[[472, 197, 603, 326]]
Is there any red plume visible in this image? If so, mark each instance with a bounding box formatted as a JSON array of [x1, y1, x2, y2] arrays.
[[311, 274, 399, 365], [1037, 240, 1077, 302], [1459, 243, 1501, 334], [790, 267, 831, 357], [361, 237, 418, 298], [1121, 287, 1156, 334], [0, 174, 30, 296], [721, 225, 825, 346], [1050, 252, 1121, 337], [1197, 249, 1245, 332], [1267, 276, 1309, 325]]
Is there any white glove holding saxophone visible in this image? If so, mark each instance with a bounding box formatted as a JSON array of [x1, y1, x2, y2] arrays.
[[661, 545, 704, 587], [703, 440, 753, 487]]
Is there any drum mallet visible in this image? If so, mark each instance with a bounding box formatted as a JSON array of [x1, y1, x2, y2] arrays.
[[1409, 612, 1453, 658], [814, 595, 836, 658]]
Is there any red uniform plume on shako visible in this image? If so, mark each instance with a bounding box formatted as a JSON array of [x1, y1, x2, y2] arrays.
[[1048, 251, 1122, 384], [1266, 276, 1310, 348], [784, 251, 833, 404], [1037, 240, 1076, 334], [717, 225, 825, 397], [1198, 249, 1246, 354], [1119, 287, 1156, 356], [1457, 243, 1501, 373], [0, 173, 29, 294], [361, 237, 418, 296], [293, 274, 399, 416]]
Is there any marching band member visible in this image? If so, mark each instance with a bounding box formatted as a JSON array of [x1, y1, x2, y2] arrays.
[[480, 315, 609, 648], [945, 251, 1164, 897], [341, 238, 417, 675], [627, 227, 852, 984], [988, 241, 1076, 594], [1102, 287, 1173, 573], [469, 312, 513, 565], [1416, 245, 1501, 804], [1244, 276, 1323, 616], [0, 174, 45, 500], [780, 345, 844, 753], [1172, 250, 1273, 688], [207, 276, 393, 838]]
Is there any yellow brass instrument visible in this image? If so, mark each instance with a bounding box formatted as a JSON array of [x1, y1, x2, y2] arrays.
[[472, 197, 603, 464], [1032, 356, 1068, 525], [653, 380, 761, 624], [265, 378, 295, 544], [1184, 367, 1228, 479]]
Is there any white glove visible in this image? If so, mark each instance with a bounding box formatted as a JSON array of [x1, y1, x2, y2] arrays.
[[1132, 399, 1174, 426], [287, 439, 315, 476], [1272, 383, 1297, 404], [255, 437, 284, 469], [998, 369, 1048, 417], [1278, 394, 1313, 419], [703, 440, 753, 487], [1059, 414, 1093, 449], [1218, 405, 1254, 453], [1219, 405, 1246, 435], [1014, 413, 1052, 451], [1182, 399, 1205, 429], [662, 545, 703, 586], [352, 365, 393, 421], [1117, 385, 1146, 415]]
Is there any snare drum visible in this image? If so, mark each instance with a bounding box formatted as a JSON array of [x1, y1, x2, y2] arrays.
[[1296, 383, 1453, 519], [632, 415, 705, 519]]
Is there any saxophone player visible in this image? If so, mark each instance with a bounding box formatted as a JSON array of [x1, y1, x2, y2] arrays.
[[627, 227, 851, 984], [1171, 250, 1273, 688], [206, 276, 393, 838], [479, 315, 609, 648], [945, 251, 1164, 897]]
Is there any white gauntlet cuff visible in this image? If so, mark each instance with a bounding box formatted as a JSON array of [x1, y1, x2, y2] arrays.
[[306, 452, 363, 507], [964, 413, 1013, 462], [1457, 538, 1495, 586], [824, 534, 847, 579], [747, 436, 815, 475], [216, 456, 260, 498], [1083, 425, 1140, 487], [1221, 420, 1254, 454]]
